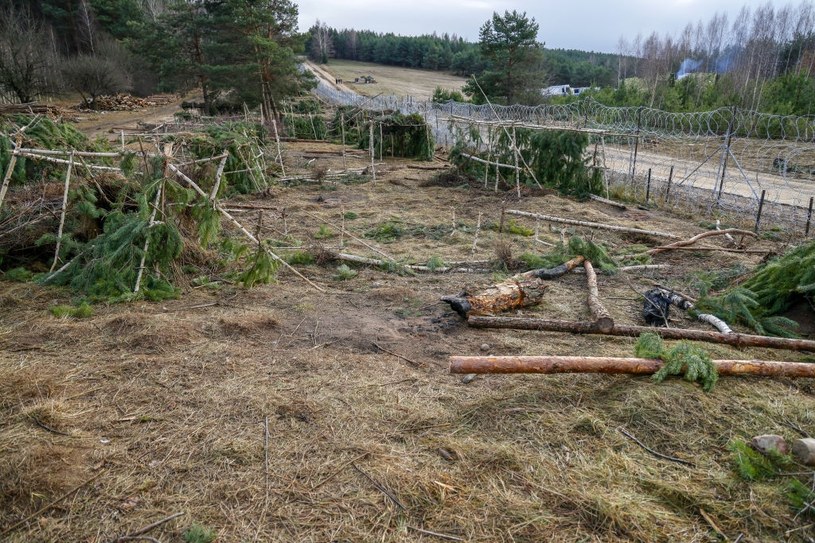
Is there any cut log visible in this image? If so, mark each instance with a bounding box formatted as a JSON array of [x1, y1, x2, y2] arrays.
[[449, 355, 815, 378], [584, 260, 614, 332], [505, 209, 681, 239], [467, 316, 815, 352], [589, 194, 627, 210], [520, 255, 585, 280], [441, 278, 549, 319]]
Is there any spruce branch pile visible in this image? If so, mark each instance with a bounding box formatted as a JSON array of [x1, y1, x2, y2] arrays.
[[520, 236, 617, 273], [635, 332, 718, 392], [696, 239, 815, 337], [451, 126, 603, 198], [2, 116, 283, 302]]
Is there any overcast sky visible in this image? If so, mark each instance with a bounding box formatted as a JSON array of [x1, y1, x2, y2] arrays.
[[297, 0, 785, 53]]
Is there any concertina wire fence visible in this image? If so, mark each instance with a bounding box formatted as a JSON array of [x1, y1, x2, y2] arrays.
[[313, 77, 815, 239]]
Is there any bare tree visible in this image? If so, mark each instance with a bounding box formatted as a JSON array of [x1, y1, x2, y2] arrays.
[[61, 40, 132, 108], [0, 5, 60, 103], [77, 0, 97, 54], [310, 19, 333, 64]]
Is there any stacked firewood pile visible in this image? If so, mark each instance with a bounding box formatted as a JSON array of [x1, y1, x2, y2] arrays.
[[78, 93, 177, 111], [0, 104, 67, 117]]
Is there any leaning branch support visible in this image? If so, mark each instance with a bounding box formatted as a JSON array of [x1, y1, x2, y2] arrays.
[[449, 355, 815, 378], [467, 316, 815, 352], [167, 164, 325, 292]]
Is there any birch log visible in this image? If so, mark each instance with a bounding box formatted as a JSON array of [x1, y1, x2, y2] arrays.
[[506, 210, 681, 239]]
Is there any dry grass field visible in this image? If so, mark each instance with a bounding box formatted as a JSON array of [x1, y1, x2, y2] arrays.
[[314, 59, 467, 98], [3, 130, 815, 542]]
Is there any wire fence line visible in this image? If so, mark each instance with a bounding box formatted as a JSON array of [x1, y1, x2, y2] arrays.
[[315, 79, 815, 238]]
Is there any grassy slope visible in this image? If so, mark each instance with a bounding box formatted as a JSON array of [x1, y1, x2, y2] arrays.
[[316, 59, 467, 98]]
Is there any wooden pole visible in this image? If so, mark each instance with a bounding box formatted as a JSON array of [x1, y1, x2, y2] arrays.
[[340, 112, 347, 171], [505, 209, 682, 239], [134, 179, 163, 293], [666, 165, 674, 203], [513, 126, 520, 199], [369, 121, 376, 182], [755, 189, 766, 233], [50, 151, 74, 272], [806, 196, 813, 237], [449, 355, 815, 378], [0, 148, 19, 214], [210, 153, 229, 200], [645, 168, 652, 204], [272, 119, 285, 177], [584, 260, 613, 332], [467, 316, 815, 352]]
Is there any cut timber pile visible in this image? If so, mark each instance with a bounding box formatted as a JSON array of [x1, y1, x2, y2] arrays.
[[78, 93, 177, 112], [0, 104, 65, 117]]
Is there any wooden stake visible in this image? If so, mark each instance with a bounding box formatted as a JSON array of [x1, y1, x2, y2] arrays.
[[0, 148, 19, 212], [206, 153, 228, 200], [340, 112, 347, 171], [369, 121, 376, 182], [134, 179, 164, 293], [513, 126, 520, 198], [449, 355, 815, 378], [755, 189, 766, 233], [272, 119, 285, 176], [50, 151, 74, 272], [806, 196, 813, 237]]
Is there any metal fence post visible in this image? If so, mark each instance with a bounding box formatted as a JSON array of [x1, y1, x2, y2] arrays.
[[630, 106, 643, 182], [806, 196, 814, 237], [716, 105, 737, 205], [755, 189, 766, 233]]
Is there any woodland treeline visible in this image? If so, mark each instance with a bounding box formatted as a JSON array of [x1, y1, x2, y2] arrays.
[[304, 22, 618, 88], [0, 0, 314, 116], [308, 2, 815, 115]]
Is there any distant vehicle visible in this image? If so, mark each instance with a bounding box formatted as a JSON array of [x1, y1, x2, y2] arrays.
[[541, 84, 599, 97]]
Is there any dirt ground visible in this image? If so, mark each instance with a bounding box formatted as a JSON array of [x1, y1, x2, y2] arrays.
[[3, 107, 815, 542]]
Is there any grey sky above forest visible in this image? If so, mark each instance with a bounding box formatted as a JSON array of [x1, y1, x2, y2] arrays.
[[297, 0, 788, 53]]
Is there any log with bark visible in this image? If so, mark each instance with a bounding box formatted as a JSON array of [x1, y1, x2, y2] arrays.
[[584, 260, 614, 332], [449, 355, 815, 378], [440, 257, 586, 318], [467, 316, 815, 352], [441, 278, 549, 319]]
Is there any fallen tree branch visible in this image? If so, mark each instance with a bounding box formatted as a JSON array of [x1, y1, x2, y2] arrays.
[[644, 229, 757, 257], [449, 355, 815, 378], [373, 342, 422, 368], [0, 471, 103, 538], [108, 512, 185, 543], [617, 427, 695, 467], [466, 316, 815, 352], [506, 209, 681, 239]]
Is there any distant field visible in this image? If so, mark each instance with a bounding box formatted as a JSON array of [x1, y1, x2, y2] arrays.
[[318, 59, 467, 99]]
